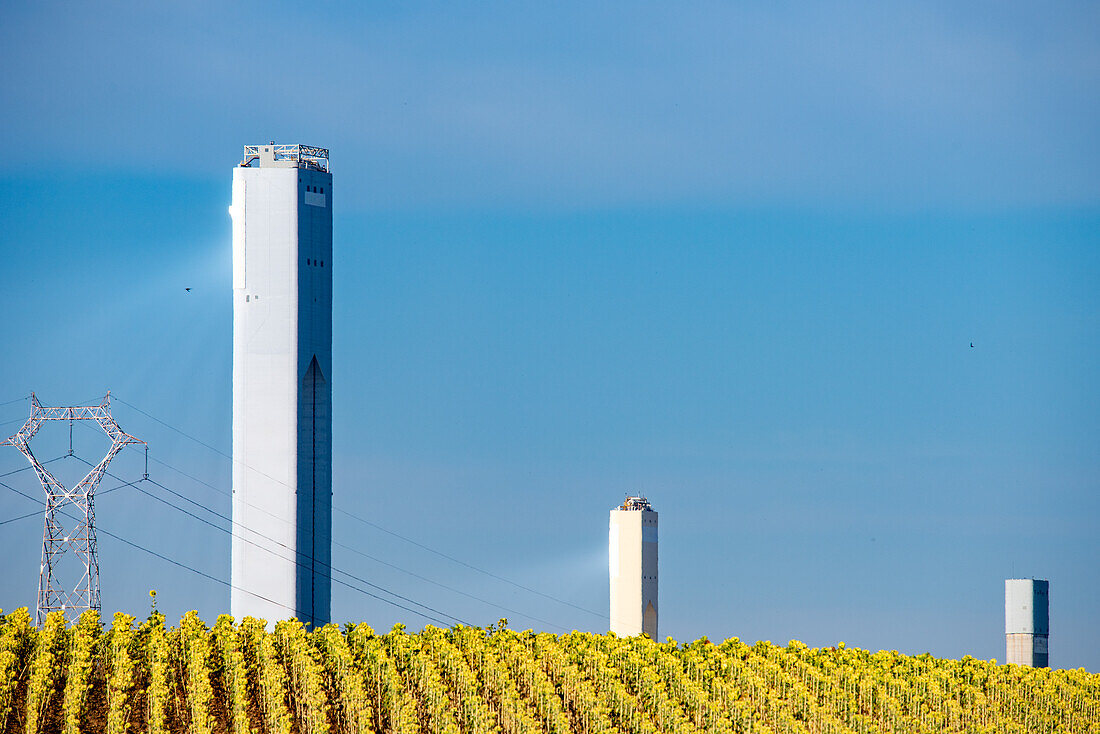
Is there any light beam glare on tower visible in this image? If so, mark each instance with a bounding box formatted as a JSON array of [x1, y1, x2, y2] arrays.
[[1, 392, 145, 624]]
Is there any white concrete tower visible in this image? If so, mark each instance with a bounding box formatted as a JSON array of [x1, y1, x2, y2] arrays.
[[609, 496, 658, 638], [1005, 578, 1049, 667], [230, 144, 332, 628]]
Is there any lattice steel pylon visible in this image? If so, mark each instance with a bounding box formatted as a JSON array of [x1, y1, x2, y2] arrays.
[[1, 392, 145, 624]]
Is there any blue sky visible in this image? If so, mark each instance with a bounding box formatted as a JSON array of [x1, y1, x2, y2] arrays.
[[1, 2, 1098, 670]]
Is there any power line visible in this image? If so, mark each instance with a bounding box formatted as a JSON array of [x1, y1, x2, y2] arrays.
[[75, 420, 565, 629], [0, 454, 70, 480], [94, 526, 297, 616], [136, 448, 569, 631], [0, 395, 31, 409], [0, 474, 294, 616], [0, 472, 454, 627], [141, 476, 465, 627], [0, 478, 43, 506], [110, 395, 608, 622], [16, 424, 594, 631], [69, 454, 467, 627], [8, 423, 538, 629], [0, 509, 41, 527], [114, 396, 231, 459], [0, 469, 152, 527], [0, 464, 34, 479], [0, 453, 75, 481], [0, 473, 148, 515], [338, 510, 608, 620], [4, 457, 452, 626]]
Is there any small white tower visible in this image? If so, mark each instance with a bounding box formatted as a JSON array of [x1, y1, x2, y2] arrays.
[[1005, 578, 1049, 667], [609, 496, 658, 638]]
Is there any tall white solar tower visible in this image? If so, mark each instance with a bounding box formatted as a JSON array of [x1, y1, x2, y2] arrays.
[[230, 143, 332, 628], [609, 496, 658, 638]]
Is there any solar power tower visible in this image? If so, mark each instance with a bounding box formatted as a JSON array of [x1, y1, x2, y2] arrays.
[[230, 143, 333, 628], [1005, 578, 1049, 667], [609, 495, 658, 639]]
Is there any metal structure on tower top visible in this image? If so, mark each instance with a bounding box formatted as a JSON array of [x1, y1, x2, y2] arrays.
[[2, 392, 145, 624], [239, 143, 329, 172]]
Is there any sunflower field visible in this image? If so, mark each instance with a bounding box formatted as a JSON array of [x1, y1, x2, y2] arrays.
[[0, 608, 1096, 734]]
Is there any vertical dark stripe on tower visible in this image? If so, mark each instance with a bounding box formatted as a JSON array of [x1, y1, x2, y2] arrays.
[[298, 356, 328, 627], [311, 353, 318, 625]]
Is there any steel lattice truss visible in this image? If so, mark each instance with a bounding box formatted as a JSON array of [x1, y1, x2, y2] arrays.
[[1, 393, 144, 624], [240, 143, 329, 172]]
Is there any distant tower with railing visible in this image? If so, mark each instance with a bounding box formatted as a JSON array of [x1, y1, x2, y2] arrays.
[[230, 143, 332, 628], [609, 496, 658, 638], [1005, 578, 1049, 667]]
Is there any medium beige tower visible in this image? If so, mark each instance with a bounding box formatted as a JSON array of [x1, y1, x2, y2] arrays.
[[609, 496, 658, 638]]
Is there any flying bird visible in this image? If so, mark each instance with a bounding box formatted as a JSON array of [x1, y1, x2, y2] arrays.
[[185, 287, 191, 292], [970, 342, 974, 348]]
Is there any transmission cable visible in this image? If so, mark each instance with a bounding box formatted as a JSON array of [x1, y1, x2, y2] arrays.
[[0, 509, 42, 528], [0, 464, 34, 479], [0, 394, 30, 409], [0, 478, 46, 507], [0, 473, 149, 516], [69, 454, 468, 627], [95, 525, 297, 617], [0, 454, 68, 481], [137, 449, 569, 631], [111, 395, 609, 622], [3, 454, 460, 626], [0, 472, 451, 626], [0, 476, 295, 616], [0, 472, 141, 527], [77, 424, 530, 627]]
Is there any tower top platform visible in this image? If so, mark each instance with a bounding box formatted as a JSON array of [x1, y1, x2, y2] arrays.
[[240, 143, 329, 172], [615, 495, 654, 512]]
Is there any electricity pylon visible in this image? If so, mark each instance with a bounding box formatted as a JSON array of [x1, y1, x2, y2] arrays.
[[2, 392, 145, 624]]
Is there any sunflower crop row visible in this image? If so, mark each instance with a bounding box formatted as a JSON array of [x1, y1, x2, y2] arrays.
[[0, 608, 1096, 734]]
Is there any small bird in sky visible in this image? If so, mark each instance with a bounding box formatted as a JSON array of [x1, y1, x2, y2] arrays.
[[185, 287, 191, 292], [970, 342, 974, 348]]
